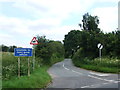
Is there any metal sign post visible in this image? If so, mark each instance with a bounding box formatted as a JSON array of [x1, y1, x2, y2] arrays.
[[99, 48, 101, 60], [97, 43, 103, 60], [30, 37, 39, 71], [33, 48, 35, 70]]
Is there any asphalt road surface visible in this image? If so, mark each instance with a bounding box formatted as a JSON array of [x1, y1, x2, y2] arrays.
[[47, 59, 120, 89]]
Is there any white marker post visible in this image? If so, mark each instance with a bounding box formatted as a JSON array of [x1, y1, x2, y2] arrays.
[[97, 43, 103, 60]]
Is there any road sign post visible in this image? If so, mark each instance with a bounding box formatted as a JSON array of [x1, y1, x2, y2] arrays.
[[14, 48, 32, 77], [30, 37, 39, 71], [97, 43, 103, 60], [99, 48, 101, 60], [33, 48, 35, 70]]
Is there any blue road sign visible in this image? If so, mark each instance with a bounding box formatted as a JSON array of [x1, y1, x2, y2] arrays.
[[14, 48, 32, 57]]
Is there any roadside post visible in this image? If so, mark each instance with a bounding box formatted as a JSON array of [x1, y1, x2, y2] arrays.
[[30, 37, 39, 70], [97, 43, 103, 60], [14, 48, 32, 77], [18, 57, 20, 78], [28, 57, 30, 76]]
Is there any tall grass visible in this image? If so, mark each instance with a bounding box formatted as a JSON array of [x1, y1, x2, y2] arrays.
[[2, 52, 33, 80], [2, 66, 51, 88], [2, 52, 52, 88], [72, 57, 119, 73], [2, 52, 64, 88]]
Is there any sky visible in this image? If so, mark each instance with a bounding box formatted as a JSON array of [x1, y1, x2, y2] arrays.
[[0, 0, 119, 48]]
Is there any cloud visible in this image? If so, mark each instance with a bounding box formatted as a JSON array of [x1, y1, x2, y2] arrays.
[[91, 6, 118, 32], [0, 0, 119, 47], [96, 0, 119, 3]]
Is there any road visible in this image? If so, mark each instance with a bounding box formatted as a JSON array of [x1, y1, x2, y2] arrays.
[[47, 59, 119, 89]]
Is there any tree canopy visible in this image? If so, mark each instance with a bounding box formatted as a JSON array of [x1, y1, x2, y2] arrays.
[[79, 13, 100, 33], [64, 13, 119, 59]]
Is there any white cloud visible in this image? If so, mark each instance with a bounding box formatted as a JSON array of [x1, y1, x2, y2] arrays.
[[11, 0, 96, 19], [91, 6, 118, 32], [0, 0, 119, 47], [96, 0, 119, 3]]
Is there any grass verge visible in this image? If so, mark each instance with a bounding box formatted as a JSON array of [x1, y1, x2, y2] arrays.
[[2, 66, 51, 89], [72, 57, 119, 73]]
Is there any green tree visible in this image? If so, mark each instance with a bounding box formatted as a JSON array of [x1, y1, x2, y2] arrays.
[[80, 13, 100, 33], [35, 35, 64, 65], [1, 45, 9, 52], [63, 30, 82, 57], [9, 46, 17, 52]]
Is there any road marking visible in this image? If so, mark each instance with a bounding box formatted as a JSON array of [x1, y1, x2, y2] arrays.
[[89, 72, 110, 76], [81, 84, 101, 88], [81, 85, 90, 88], [49, 73, 57, 78], [81, 81, 119, 88], [88, 75, 117, 82], [103, 83, 109, 85], [63, 63, 83, 75], [71, 70, 83, 75], [62, 63, 69, 70], [63, 62, 119, 84]]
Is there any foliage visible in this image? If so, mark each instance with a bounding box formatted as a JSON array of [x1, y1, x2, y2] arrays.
[[72, 55, 119, 73], [2, 35, 64, 88], [64, 30, 101, 58], [2, 66, 51, 88], [2, 52, 34, 80], [0, 45, 17, 52], [64, 13, 120, 58], [35, 35, 64, 65], [79, 13, 100, 33], [64, 13, 119, 73]]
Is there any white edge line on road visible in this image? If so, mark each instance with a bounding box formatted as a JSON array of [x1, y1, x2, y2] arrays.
[[81, 80, 119, 88], [82, 73, 119, 87], [63, 63, 83, 75], [88, 75, 117, 83], [89, 72, 110, 76], [81, 85, 90, 88], [63, 63, 69, 70], [63, 62, 119, 83], [103, 83, 109, 85], [71, 70, 83, 75]]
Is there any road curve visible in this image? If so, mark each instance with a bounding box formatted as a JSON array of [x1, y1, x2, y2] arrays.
[[47, 59, 119, 89]]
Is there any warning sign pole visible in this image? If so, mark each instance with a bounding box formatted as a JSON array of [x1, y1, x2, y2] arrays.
[[99, 48, 101, 61], [30, 37, 38, 71], [97, 43, 103, 61], [33, 48, 35, 70]]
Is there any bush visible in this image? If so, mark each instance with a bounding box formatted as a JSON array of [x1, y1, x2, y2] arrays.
[[72, 54, 119, 73], [35, 36, 64, 65]]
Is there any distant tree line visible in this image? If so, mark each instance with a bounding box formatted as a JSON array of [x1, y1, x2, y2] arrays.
[[64, 13, 120, 59], [0, 45, 17, 52]]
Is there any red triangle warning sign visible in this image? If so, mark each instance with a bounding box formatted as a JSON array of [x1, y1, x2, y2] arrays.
[[30, 37, 39, 45]]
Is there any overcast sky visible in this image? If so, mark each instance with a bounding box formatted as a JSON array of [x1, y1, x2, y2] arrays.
[[0, 0, 119, 48]]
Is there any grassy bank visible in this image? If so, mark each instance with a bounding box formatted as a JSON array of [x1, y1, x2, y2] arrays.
[[2, 66, 51, 88], [72, 57, 119, 73], [2, 52, 52, 88], [2, 51, 64, 88]]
